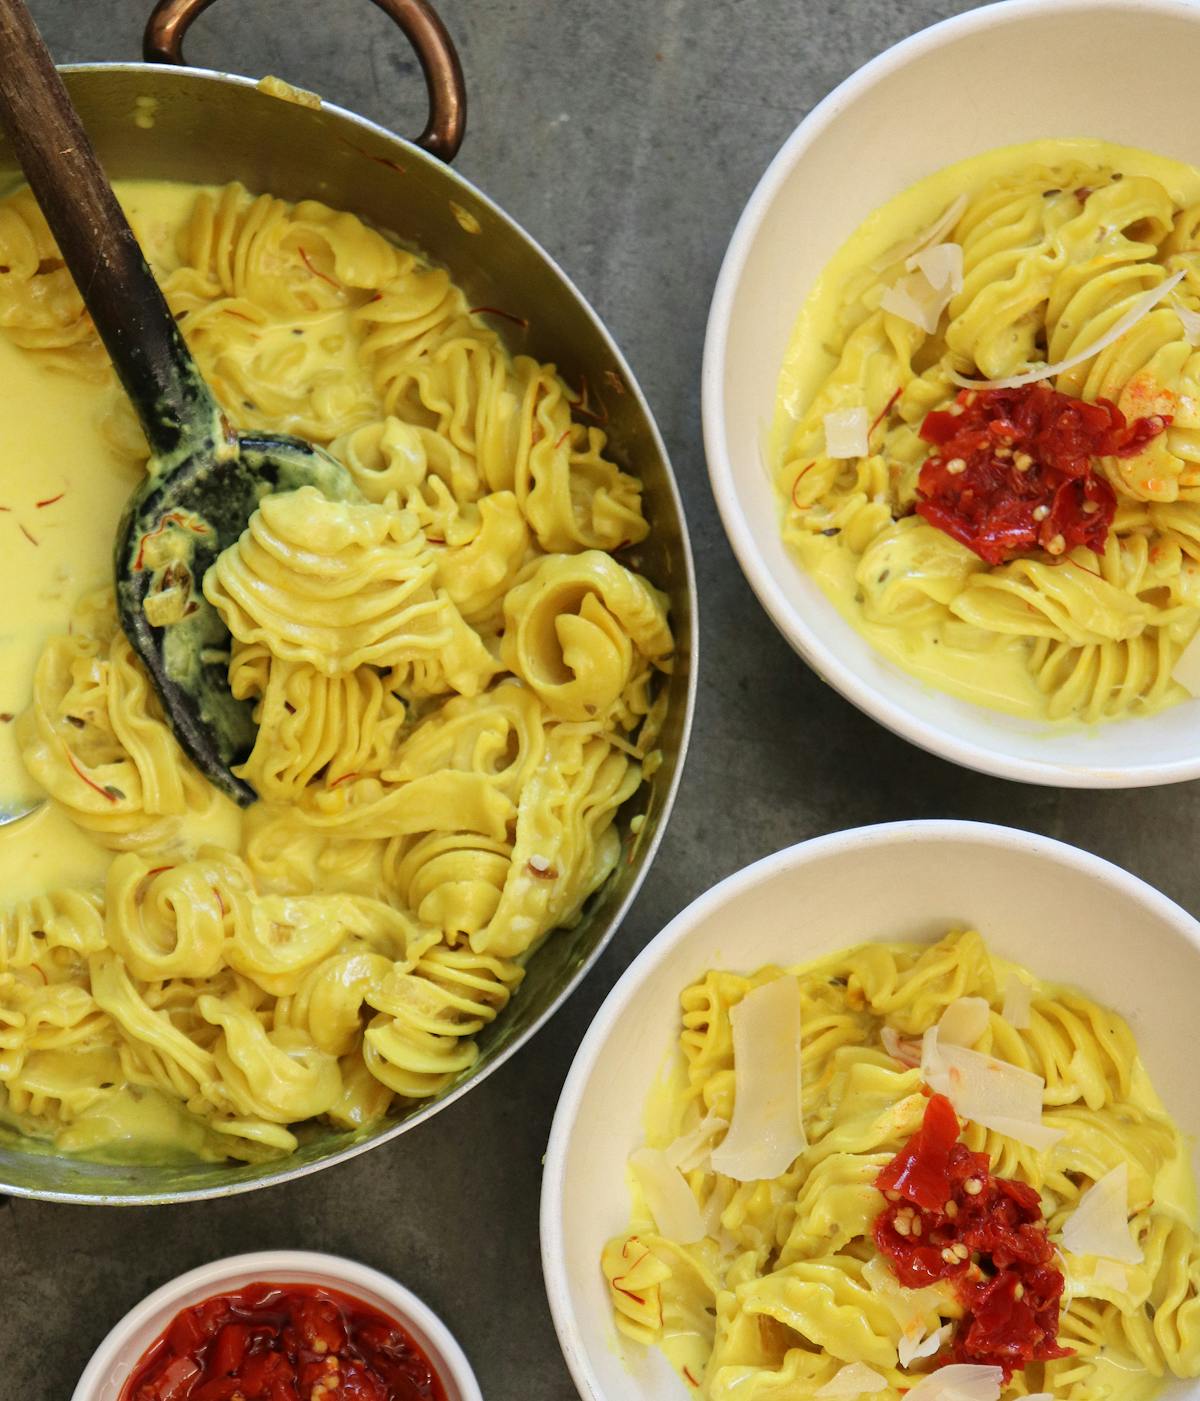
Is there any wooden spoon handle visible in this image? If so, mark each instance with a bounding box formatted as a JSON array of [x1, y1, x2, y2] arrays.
[[0, 0, 217, 459]]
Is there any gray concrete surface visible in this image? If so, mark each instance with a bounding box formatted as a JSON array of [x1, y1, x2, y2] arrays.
[[6, 0, 1200, 1396]]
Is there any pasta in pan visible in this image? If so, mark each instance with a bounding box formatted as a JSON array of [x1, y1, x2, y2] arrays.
[[604, 930, 1200, 1401], [0, 178, 672, 1163], [774, 138, 1200, 723]]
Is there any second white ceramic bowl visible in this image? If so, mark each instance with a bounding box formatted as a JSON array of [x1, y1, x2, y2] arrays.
[[541, 820, 1200, 1399], [72, 1250, 482, 1401], [703, 0, 1200, 787]]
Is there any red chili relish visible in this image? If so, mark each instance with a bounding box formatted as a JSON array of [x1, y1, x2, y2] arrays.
[[874, 1094, 1072, 1381], [916, 383, 1170, 565], [118, 1281, 448, 1401]]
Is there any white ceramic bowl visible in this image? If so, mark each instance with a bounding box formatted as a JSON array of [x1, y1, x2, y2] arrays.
[[72, 1249, 482, 1401], [541, 820, 1200, 1399], [703, 0, 1200, 787]]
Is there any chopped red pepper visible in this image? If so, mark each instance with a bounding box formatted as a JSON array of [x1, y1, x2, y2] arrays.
[[120, 1282, 446, 1401], [877, 1089, 959, 1210], [955, 1262, 1070, 1377], [915, 382, 1169, 565], [874, 1094, 1071, 1381]]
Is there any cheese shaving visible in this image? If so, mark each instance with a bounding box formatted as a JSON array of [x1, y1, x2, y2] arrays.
[[1061, 1162, 1144, 1264], [814, 1361, 889, 1396], [664, 1111, 729, 1173], [982, 1115, 1065, 1152], [871, 194, 968, 272], [709, 976, 806, 1182], [700, 1187, 736, 1254], [899, 1320, 953, 1368], [629, 1147, 706, 1244], [949, 269, 1185, 390], [909, 242, 964, 295], [881, 268, 954, 335], [922, 1027, 1064, 1150], [1170, 625, 1200, 696], [1001, 972, 1033, 1030], [937, 996, 991, 1047], [902, 1364, 1004, 1401], [824, 407, 869, 458], [1172, 294, 1200, 347]]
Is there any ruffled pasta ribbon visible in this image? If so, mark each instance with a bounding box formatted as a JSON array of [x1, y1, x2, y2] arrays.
[[17, 591, 213, 849], [500, 551, 672, 725], [205, 486, 497, 699]]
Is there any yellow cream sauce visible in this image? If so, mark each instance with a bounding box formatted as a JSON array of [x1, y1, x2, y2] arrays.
[[0, 181, 241, 915], [772, 138, 1200, 721]]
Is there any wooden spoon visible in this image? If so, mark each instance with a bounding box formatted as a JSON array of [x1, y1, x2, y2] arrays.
[[0, 0, 359, 809]]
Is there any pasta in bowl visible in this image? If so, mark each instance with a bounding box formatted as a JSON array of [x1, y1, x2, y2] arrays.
[[541, 822, 1200, 1401], [0, 63, 693, 1202], [704, 0, 1200, 784]]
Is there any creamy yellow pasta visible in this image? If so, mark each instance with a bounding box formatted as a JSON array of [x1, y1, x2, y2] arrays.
[[0, 178, 672, 1163], [604, 931, 1200, 1401], [774, 138, 1200, 723]]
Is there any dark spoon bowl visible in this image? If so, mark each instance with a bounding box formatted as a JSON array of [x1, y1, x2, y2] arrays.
[[0, 33, 695, 1203]]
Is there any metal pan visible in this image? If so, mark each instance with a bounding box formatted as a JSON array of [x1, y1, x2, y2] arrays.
[[0, 0, 695, 1204]]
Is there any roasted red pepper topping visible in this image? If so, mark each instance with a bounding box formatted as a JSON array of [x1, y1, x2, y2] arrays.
[[877, 1088, 959, 1211], [874, 1094, 1072, 1381], [120, 1282, 447, 1401], [916, 382, 1170, 565]]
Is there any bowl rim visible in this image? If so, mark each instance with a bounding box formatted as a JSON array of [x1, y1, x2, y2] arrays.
[[701, 0, 1200, 790], [539, 817, 1200, 1399], [0, 61, 698, 1205], [70, 1248, 483, 1401]]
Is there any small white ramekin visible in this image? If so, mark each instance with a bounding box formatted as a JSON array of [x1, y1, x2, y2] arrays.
[[541, 820, 1200, 1399], [703, 0, 1200, 787], [72, 1249, 482, 1401]]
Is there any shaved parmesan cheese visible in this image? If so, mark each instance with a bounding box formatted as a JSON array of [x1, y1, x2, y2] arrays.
[[899, 1321, 953, 1368], [630, 1148, 706, 1244], [882, 1024, 923, 1068], [824, 407, 869, 458], [871, 194, 968, 272], [1062, 1162, 1144, 1264], [949, 269, 1185, 391], [1023, 1395, 1055, 1401], [980, 1116, 1065, 1152], [922, 1028, 1064, 1151], [815, 1362, 889, 1396], [700, 1188, 737, 1254], [909, 242, 964, 295], [1172, 295, 1200, 347], [937, 996, 991, 1048], [709, 977, 806, 1182], [1001, 972, 1033, 1030], [881, 269, 953, 335], [1093, 1258, 1129, 1292], [1171, 626, 1200, 696], [902, 1364, 1004, 1401], [880, 243, 963, 335], [665, 1111, 729, 1173]]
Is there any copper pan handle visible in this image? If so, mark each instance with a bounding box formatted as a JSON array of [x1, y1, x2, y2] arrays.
[[143, 0, 466, 161]]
